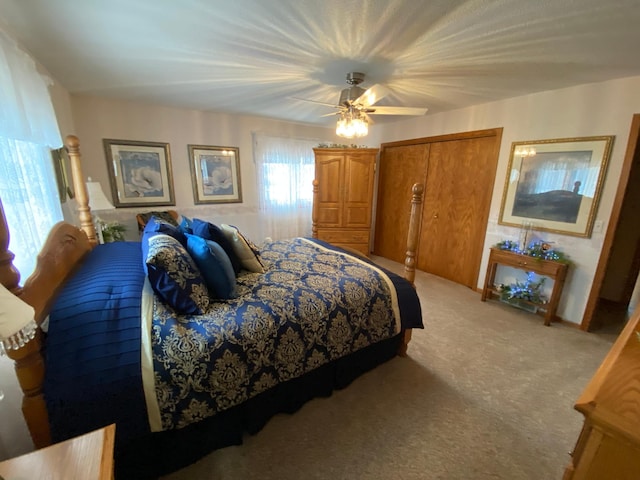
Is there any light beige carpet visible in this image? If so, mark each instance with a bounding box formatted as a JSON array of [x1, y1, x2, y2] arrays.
[[162, 257, 616, 480]]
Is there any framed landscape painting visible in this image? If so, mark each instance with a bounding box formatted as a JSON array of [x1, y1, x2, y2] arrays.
[[498, 136, 614, 237], [103, 139, 175, 207], [188, 144, 242, 204]]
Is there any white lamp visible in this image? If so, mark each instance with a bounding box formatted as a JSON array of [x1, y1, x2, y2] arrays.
[[86, 177, 115, 211], [0, 283, 37, 403], [86, 177, 115, 244], [0, 283, 36, 357]]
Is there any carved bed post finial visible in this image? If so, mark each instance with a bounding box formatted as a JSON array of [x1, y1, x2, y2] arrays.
[[312, 179, 319, 238], [66, 135, 98, 246], [404, 183, 424, 287]]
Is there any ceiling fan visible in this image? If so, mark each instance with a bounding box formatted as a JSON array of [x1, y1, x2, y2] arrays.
[[296, 72, 428, 138]]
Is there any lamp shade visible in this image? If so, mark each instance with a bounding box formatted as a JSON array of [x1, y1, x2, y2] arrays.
[[86, 178, 114, 211], [0, 283, 37, 356]]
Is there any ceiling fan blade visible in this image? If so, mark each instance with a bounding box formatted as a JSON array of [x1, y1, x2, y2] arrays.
[[320, 111, 341, 117], [290, 96, 338, 108], [354, 84, 390, 107], [368, 106, 428, 116]]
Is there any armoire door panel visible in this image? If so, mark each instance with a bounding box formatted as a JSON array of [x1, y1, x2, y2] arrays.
[[317, 207, 341, 226], [344, 156, 375, 203], [316, 157, 343, 203], [344, 206, 370, 227], [374, 144, 429, 263]]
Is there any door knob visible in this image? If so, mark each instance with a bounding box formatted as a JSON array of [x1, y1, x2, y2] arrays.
[[433, 213, 439, 219]]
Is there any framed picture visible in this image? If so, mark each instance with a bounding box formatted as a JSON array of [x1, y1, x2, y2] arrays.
[[103, 139, 175, 207], [51, 146, 74, 203], [188, 144, 242, 204], [498, 135, 614, 237]]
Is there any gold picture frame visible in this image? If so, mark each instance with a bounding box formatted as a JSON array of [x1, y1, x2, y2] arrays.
[[188, 144, 242, 204], [51, 146, 74, 203], [498, 135, 614, 237]]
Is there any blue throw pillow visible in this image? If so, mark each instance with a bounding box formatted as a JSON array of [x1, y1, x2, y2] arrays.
[[185, 233, 237, 299], [191, 218, 241, 275], [141, 216, 187, 275], [143, 216, 186, 246], [178, 214, 193, 234], [144, 234, 210, 315]]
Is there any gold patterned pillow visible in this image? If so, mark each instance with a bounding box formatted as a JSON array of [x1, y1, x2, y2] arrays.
[[145, 234, 210, 314]]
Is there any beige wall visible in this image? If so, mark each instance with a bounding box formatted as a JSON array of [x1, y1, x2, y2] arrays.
[[62, 95, 337, 241], [369, 75, 640, 325]]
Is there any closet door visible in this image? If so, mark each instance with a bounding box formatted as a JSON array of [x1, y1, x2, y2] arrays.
[[374, 128, 501, 289], [417, 135, 499, 288], [374, 144, 429, 262]]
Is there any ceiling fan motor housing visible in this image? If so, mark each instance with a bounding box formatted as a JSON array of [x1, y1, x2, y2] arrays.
[[339, 85, 366, 106], [339, 72, 367, 106]]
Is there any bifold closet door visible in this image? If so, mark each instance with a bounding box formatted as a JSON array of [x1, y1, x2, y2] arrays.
[[417, 135, 499, 288], [373, 144, 429, 263]]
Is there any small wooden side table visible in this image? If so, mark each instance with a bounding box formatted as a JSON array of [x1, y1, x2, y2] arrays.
[[0, 424, 115, 480], [481, 248, 569, 326]]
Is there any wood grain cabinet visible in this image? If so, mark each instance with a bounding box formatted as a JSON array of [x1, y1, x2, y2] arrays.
[[0, 424, 115, 480], [563, 307, 640, 480], [312, 148, 378, 256]]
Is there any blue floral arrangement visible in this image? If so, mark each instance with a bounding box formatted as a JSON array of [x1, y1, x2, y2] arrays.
[[500, 272, 547, 304], [495, 240, 572, 265]]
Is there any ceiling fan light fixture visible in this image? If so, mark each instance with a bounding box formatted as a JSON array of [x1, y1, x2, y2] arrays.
[[336, 109, 368, 139]]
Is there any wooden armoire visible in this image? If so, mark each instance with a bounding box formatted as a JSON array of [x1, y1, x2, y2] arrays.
[[312, 147, 378, 255]]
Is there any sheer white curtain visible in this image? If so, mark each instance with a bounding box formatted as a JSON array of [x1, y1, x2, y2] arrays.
[[253, 133, 319, 240], [0, 30, 63, 279]]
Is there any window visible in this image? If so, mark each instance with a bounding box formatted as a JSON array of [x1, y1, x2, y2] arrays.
[[253, 134, 320, 240], [0, 30, 63, 279]]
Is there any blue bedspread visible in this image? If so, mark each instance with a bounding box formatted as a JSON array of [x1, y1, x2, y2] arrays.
[[45, 242, 149, 443], [45, 238, 422, 445]]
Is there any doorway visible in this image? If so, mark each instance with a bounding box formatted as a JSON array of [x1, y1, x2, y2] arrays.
[[583, 114, 640, 332]]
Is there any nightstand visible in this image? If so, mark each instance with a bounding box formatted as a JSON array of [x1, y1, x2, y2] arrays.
[[0, 424, 115, 480]]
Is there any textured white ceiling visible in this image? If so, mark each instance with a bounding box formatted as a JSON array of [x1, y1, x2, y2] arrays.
[[1, 0, 640, 126]]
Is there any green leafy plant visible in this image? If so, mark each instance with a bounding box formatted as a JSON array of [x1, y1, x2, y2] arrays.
[[98, 219, 126, 243]]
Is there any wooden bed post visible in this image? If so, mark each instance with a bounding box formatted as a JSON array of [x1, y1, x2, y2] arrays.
[[399, 183, 424, 357], [403, 183, 424, 286], [66, 135, 98, 246], [311, 179, 319, 239], [1, 135, 94, 449]]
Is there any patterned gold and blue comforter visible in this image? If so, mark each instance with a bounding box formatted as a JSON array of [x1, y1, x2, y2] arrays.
[[147, 237, 421, 431], [45, 237, 422, 445]]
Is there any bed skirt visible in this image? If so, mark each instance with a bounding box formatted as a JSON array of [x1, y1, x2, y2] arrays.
[[115, 333, 402, 479]]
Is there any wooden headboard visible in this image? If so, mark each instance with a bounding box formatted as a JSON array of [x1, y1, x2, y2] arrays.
[[0, 134, 425, 450]]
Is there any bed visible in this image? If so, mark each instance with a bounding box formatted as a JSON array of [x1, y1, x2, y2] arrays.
[[1, 135, 425, 479]]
